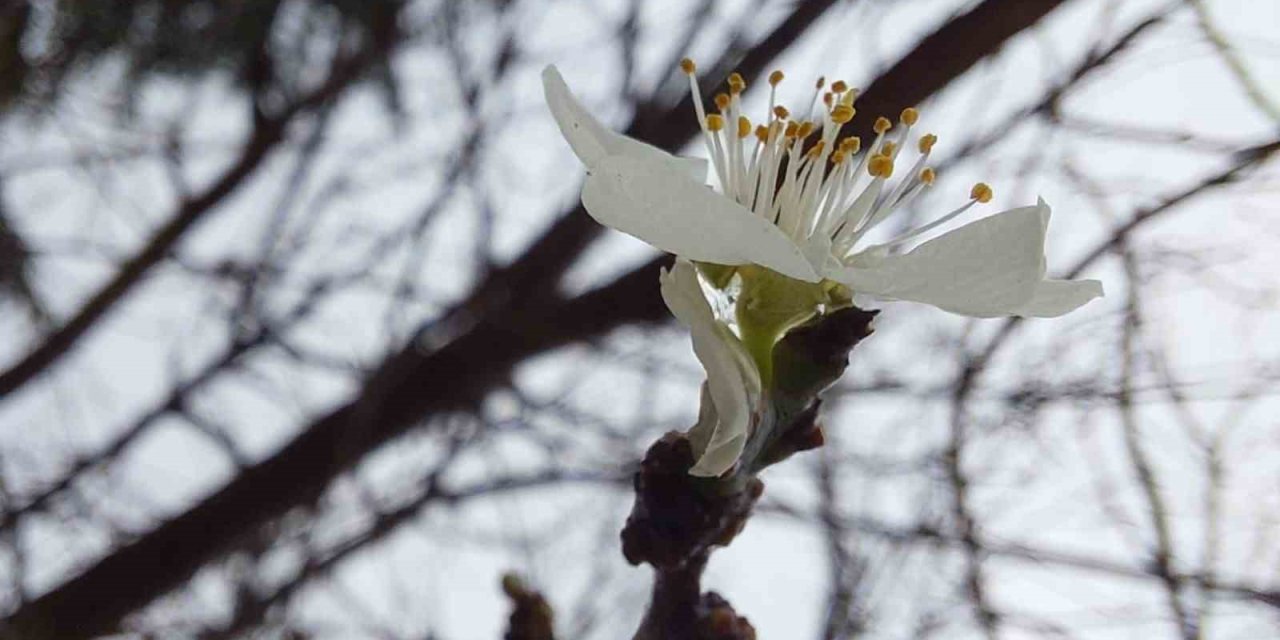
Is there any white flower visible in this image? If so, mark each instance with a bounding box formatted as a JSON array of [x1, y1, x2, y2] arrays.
[[543, 63, 1103, 318], [659, 259, 760, 477]]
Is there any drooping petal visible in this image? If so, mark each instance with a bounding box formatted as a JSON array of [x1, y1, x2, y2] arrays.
[[660, 259, 761, 477], [689, 433, 748, 477], [542, 66, 706, 179], [685, 385, 751, 478], [1012, 278, 1104, 317], [585, 154, 821, 282], [831, 201, 1051, 317]]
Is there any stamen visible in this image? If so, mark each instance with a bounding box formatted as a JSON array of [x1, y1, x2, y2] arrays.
[[677, 60, 992, 269], [831, 104, 855, 124], [867, 154, 894, 178], [683, 57, 726, 190], [970, 182, 993, 203], [728, 72, 745, 95], [806, 77, 826, 121], [875, 198, 976, 250]]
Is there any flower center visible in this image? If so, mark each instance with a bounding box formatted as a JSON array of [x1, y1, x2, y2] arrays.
[[679, 58, 994, 264]]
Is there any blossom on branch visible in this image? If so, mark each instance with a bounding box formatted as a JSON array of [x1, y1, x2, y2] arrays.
[[543, 60, 1105, 478], [542, 63, 1102, 318]]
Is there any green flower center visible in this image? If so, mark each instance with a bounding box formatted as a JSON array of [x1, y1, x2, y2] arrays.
[[700, 263, 851, 386]]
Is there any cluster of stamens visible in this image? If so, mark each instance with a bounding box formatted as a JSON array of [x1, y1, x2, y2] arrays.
[[680, 58, 993, 261]]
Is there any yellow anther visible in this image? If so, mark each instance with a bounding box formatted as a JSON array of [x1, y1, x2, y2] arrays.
[[880, 141, 897, 156], [706, 114, 725, 132], [769, 70, 785, 86], [918, 133, 938, 154], [831, 104, 855, 124], [680, 58, 697, 75], [784, 121, 799, 137], [840, 89, 859, 106], [728, 72, 745, 94], [970, 182, 993, 203], [773, 105, 790, 120], [840, 137, 861, 154], [831, 80, 848, 94], [920, 167, 936, 185], [737, 116, 751, 139], [823, 92, 833, 106], [714, 93, 730, 112], [868, 154, 895, 178], [815, 76, 826, 89], [831, 151, 846, 164], [900, 107, 919, 126], [805, 140, 827, 159], [795, 121, 814, 139], [755, 124, 769, 142], [874, 116, 893, 134]]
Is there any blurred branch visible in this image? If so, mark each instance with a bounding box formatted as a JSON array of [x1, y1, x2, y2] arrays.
[[0, 182, 47, 326], [817, 449, 866, 640], [0, 18, 401, 399], [938, 4, 1175, 172], [934, 131, 1280, 640], [958, 133, 1280, 399], [1187, 0, 1280, 123], [1117, 241, 1197, 639], [760, 499, 1280, 609], [502, 574, 556, 640]]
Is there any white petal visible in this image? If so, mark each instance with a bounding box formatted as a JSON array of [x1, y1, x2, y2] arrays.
[[686, 383, 718, 455], [660, 260, 760, 477], [1013, 278, 1104, 317], [831, 201, 1051, 317], [685, 385, 750, 478], [584, 154, 821, 281], [542, 66, 706, 179], [689, 434, 747, 477]]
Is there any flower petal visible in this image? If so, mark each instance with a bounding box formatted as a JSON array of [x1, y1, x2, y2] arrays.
[[660, 260, 760, 477], [1013, 278, 1104, 317], [584, 154, 821, 281], [542, 66, 706, 179], [831, 201, 1051, 317], [685, 385, 751, 477], [689, 434, 747, 477]]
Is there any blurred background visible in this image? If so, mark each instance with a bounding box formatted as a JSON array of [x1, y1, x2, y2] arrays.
[[0, 0, 1278, 638]]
